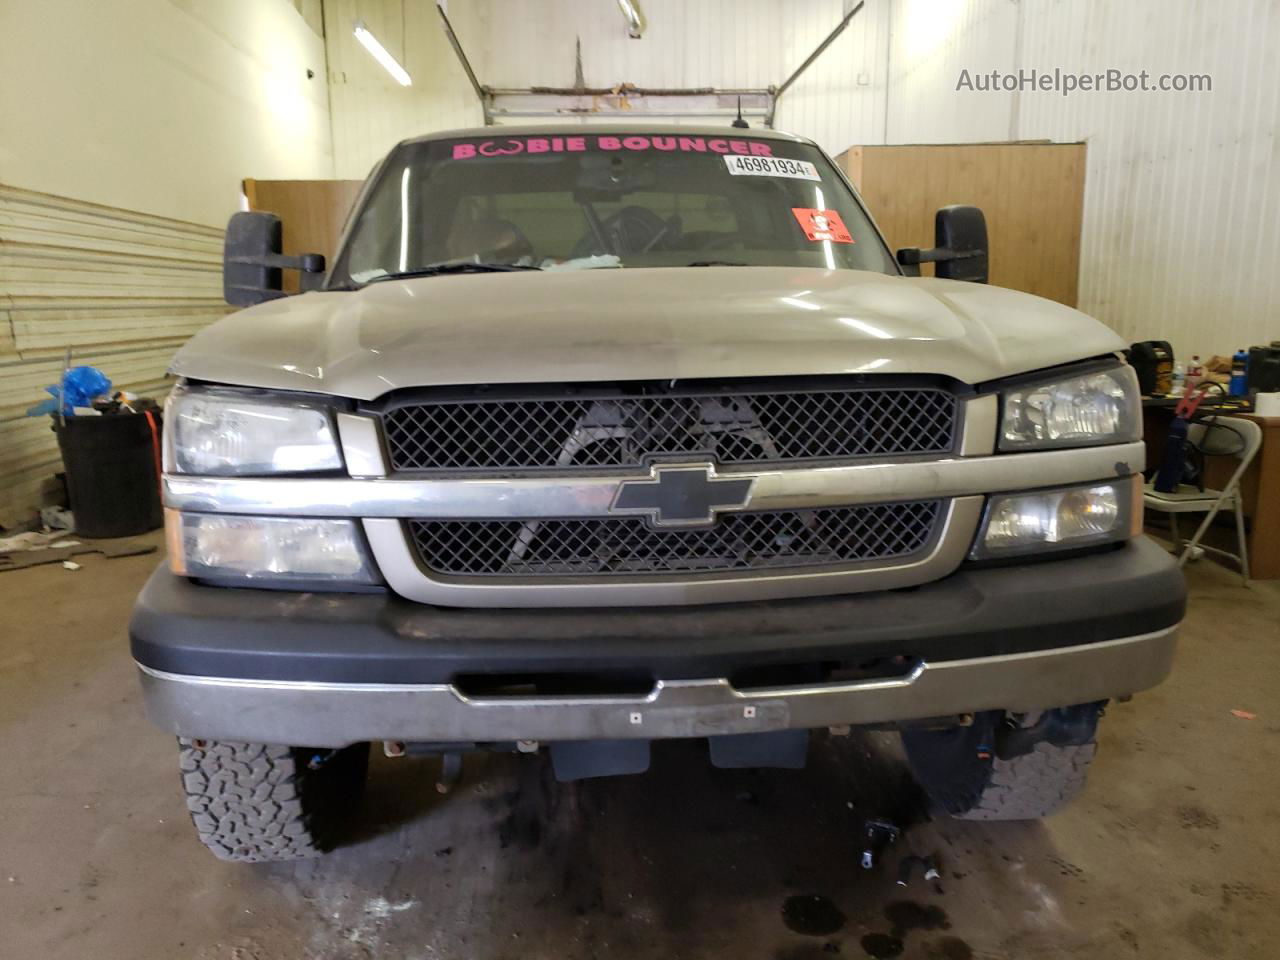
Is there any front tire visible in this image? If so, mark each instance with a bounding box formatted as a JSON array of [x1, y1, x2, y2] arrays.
[[901, 704, 1102, 821], [178, 739, 369, 862]]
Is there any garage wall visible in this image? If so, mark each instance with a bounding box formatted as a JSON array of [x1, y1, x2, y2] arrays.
[[469, 0, 888, 142], [0, 0, 334, 527], [774, 2, 891, 153], [325, 0, 486, 178], [878, 0, 1280, 362], [0, 0, 333, 226], [0, 186, 225, 526], [476, 0, 844, 90], [320, 1, 885, 174]]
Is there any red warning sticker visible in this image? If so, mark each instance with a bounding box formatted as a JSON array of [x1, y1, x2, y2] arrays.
[[791, 207, 854, 244]]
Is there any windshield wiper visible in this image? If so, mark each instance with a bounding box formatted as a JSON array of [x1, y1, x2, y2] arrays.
[[365, 261, 542, 283], [687, 260, 748, 267]]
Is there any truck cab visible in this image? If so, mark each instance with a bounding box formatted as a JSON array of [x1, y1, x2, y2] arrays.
[[131, 125, 1184, 862]]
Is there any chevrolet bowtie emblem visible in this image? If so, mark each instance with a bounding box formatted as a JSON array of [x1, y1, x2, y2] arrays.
[[611, 463, 755, 527]]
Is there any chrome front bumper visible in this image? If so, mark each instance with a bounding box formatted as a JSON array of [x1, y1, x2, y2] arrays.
[[136, 625, 1178, 748]]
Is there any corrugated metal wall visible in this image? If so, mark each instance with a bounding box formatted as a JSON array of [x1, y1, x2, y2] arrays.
[[776, 1, 891, 153], [478, 0, 811, 90], [879, 0, 1280, 360], [0, 185, 228, 527], [470, 0, 890, 142], [1016, 0, 1280, 361], [883, 0, 1017, 143]]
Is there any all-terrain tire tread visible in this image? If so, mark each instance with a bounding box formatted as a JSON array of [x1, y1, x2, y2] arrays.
[[952, 741, 1096, 821], [177, 739, 365, 863]]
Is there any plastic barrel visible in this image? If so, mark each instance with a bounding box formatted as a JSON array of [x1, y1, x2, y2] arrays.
[[54, 412, 163, 538]]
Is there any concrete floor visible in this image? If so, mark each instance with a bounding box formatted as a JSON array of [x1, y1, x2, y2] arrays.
[[2, 534, 1277, 960]]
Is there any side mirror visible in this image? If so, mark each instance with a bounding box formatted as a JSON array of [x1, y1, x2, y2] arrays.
[[896, 205, 989, 284], [223, 211, 326, 307]]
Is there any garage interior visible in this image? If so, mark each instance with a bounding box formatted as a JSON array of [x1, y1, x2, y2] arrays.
[[2, 1, 1278, 958]]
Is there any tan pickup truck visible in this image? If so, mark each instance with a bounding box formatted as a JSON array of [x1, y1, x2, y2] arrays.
[[131, 124, 1184, 861]]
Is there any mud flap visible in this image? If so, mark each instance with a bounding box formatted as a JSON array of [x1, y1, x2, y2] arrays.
[[550, 739, 651, 781], [708, 730, 810, 769]]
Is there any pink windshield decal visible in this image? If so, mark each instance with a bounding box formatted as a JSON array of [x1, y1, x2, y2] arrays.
[[450, 135, 776, 160]]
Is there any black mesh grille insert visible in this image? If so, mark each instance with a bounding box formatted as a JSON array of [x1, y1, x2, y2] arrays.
[[382, 386, 957, 472], [407, 501, 941, 577]]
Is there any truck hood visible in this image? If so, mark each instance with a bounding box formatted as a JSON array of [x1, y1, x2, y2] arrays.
[[172, 267, 1124, 399]]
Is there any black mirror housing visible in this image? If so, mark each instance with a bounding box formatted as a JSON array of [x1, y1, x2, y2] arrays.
[[933, 205, 988, 283], [224, 212, 284, 307], [223, 211, 327, 307], [895, 204, 989, 284]]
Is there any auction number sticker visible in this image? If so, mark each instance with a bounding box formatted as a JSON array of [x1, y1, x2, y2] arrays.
[[723, 154, 821, 180]]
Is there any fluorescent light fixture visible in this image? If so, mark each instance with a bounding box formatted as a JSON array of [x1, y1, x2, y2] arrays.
[[353, 20, 412, 86]]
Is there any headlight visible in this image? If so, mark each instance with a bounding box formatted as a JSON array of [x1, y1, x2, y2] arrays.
[[1000, 365, 1140, 450], [168, 512, 379, 585], [971, 478, 1140, 559], [166, 384, 343, 475]]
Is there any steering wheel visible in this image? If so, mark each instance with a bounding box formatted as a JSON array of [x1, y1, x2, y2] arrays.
[[573, 206, 679, 258], [449, 217, 534, 263]]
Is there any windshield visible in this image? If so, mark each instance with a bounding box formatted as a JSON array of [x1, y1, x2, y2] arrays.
[[328, 133, 898, 287]]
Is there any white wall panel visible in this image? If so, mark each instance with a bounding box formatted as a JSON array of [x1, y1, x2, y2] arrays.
[[477, 0, 787, 91], [325, 0, 486, 177], [0, 0, 332, 228], [883, 0, 1018, 143], [468, 0, 888, 147], [323, 1, 886, 151], [861, 0, 1279, 360], [1012, 0, 1280, 360], [0, 0, 339, 525], [774, 1, 892, 153]]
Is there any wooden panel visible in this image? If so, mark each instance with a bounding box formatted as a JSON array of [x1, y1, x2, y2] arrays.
[[0, 183, 228, 527], [835, 143, 1086, 307], [839, 146, 864, 192], [243, 179, 364, 293]]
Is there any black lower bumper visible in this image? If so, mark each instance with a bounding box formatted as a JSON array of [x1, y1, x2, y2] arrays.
[[131, 537, 1185, 685]]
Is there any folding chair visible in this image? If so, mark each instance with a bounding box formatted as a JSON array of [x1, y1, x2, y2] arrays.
[[1144, 414, 1262, 584]]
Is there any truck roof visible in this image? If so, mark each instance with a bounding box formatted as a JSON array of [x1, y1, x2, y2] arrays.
[[398, 123, 816, 148]]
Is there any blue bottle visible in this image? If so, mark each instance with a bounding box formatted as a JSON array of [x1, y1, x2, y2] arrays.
[[1230, 349, 1249, 395]]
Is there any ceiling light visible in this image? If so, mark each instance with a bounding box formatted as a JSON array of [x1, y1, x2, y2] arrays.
[[353, 20, 412, 86]]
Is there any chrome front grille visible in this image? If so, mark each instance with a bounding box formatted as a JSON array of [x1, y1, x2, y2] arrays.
[[380, 383, 958, 472], [407, 500, 942, 578]]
